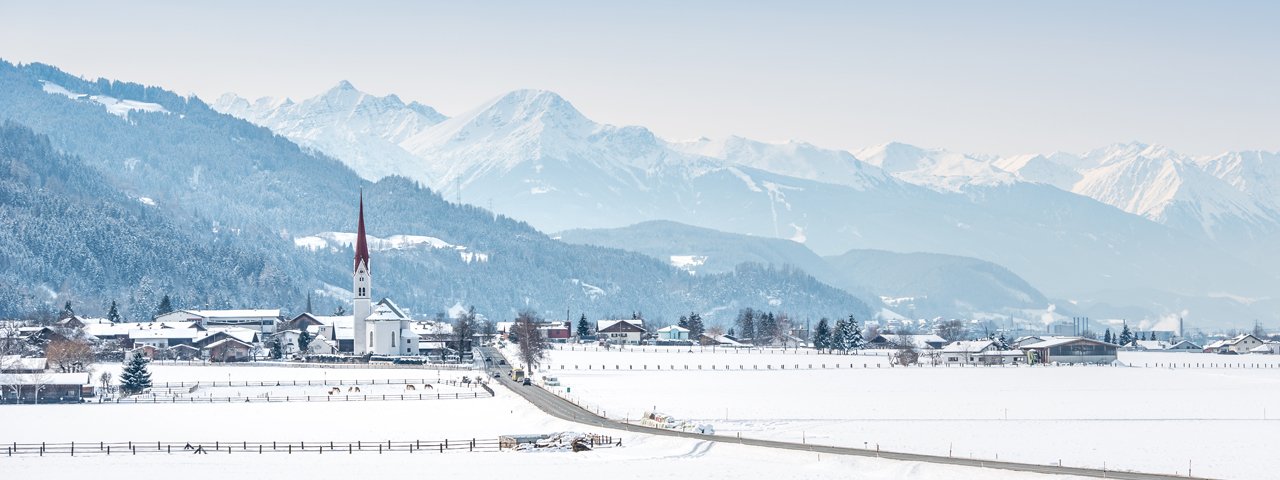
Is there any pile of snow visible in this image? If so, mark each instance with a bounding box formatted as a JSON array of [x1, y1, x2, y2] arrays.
[[639, 412, 713, 435], [294, 231, 488, 263], [41, 81, 170, 119]]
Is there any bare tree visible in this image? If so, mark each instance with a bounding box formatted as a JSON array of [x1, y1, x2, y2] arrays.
[[46, 339, 94, 372], [99, 371, 114, 397], [512, 310, 549, 372], [453, 306, 478, 357], [936, 320, 967, 342], [26, 371, 50, 404]]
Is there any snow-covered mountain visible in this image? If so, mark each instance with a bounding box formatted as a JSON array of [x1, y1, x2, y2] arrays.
[[855, 142, 1016, 192], [670, 136, 893, 190], [213, 81, 445, 182], [209, 82, 1280, 327]]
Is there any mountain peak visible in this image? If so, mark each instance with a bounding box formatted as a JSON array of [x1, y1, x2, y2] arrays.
[[332, 80, 357, 92]]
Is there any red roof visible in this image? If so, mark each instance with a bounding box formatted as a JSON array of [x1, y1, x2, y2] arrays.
[[354, 191, 370, 272]]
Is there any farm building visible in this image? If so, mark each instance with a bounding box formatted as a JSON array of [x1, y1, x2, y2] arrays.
[[1018, 337, 1117, 364]]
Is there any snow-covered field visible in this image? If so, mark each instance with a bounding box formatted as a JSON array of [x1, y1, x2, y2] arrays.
[[540, 348, 1280, 479], [1, 365, 1092, 480]]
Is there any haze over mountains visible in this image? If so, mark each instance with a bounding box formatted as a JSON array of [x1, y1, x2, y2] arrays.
[[0, 60, 871, 324], [213, 81, 1280, 328]]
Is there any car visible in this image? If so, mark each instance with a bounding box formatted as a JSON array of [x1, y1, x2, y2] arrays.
[[498, 359, 507, 365], [491, 371, 501, 378], [522, 377, 532, 386]]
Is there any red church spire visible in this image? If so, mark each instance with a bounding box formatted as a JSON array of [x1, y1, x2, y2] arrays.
[[354, 190, 370, 272]]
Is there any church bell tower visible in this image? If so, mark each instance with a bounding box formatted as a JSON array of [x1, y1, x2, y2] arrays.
[[352, 191, 372, 354]]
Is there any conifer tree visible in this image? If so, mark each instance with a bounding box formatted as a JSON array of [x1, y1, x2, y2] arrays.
[[120, 352, 152, 395], [155, 295, 173, 317], [686, 312, 705, 340], [576, 314, 591, 339], [839, 315, 864, 352], [832, 317, 849, 354], [813, 318, 832, 352], [1103, 329, 1113, 344], [60, 301, 74, 319], [1119, 324, 1134, 346], [106, 301, 121, 323]]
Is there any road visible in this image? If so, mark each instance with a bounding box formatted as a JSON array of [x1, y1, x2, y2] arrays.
[[478, 346, 1210, 480]]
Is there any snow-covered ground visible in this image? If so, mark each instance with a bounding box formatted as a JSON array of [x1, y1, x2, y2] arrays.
[[538, 348, 1280, 479], [2, 365, 1091, 480]]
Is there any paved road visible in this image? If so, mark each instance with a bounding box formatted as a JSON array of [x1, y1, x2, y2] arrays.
[[478, 347, 1210, 480]]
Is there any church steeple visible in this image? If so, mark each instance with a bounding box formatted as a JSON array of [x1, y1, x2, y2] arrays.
[[352, 190, 372, 355], [354, 190, 370, 273]]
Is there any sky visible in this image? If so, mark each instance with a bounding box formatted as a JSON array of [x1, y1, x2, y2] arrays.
[[1, 0, 1278, 156]]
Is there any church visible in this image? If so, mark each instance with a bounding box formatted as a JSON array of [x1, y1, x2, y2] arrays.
[[351, 193, 418, 356]]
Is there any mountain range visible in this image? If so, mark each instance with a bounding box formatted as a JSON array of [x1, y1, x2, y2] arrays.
[[212, 81, 1280, 328], [0, 59, 872, 324]]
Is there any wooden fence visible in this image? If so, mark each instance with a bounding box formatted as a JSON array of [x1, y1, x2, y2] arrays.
[[113, 390, 492, 404], [1, 436, 619, 457]]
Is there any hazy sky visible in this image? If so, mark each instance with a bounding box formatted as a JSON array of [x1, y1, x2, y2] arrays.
[[2, 1, 1278, 155]]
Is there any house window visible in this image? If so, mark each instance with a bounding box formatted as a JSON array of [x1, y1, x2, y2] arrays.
[[392, 332, 396, 347]]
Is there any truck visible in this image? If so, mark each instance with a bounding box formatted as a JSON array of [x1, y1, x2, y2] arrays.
[[510, 367, 526, 382]]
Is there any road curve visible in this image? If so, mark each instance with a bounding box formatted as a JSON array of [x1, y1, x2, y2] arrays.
[[479, 347, 1210, 480]]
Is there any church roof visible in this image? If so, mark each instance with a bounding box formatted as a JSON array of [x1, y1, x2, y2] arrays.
[[367, 304, 403, 322], [354, 191, 370, 272]]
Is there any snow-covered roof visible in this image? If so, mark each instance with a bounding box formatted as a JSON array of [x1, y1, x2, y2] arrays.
[[367, 304, 404, 322], [0, 372, 90, 385], [657, 325, 690, 333], [942, 340, 994, 354], [1226, 334, 1262, 345], [597, 320, 644, 332], [129, 329, 201, 340], [200, 327, 259, 344], [1134, 340, 1170, 350], [1249, 344, 1272, 353], [1169, 340, 1201, 349], [203, 338, 252, 349], [0, 356, 47, 371], [185, 309, 281, 318], [410, 321, 452, 336], [1019, 337, 1112, 349], [88, 321, 201, 339]]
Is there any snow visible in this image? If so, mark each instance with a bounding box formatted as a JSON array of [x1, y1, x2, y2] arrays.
[[668, 255, 707, 272], [294, 231, 488, 263], [536, 348, 1280, 479], [1, 364, 1089, 480], [41, 80, 169, 119], [137, 197, 156, 206]]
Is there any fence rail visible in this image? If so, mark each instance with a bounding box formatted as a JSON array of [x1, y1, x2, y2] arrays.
[[546, 361, 1280, 371], [114, 391, 492, 404], [1, 436, 619, 457], [149, 360, 477, 371], [148, 377, 483, 389]]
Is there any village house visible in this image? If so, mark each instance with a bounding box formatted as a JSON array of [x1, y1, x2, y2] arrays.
[[1167, 340, 1202, 351], [205, 337, 254, 362], [1203, 334, 1266, 354], [0, 372, 92, 404], [941, 340, 997, 365], [657, 325, 690, 341], [597, 320, 644, 345]]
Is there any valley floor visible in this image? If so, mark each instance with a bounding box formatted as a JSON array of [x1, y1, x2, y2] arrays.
[[537, 348, 1280, 479], [0, 364, 1095, 480]]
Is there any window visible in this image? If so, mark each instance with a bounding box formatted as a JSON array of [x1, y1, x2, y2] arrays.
[[392, 332, 397, 347]]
